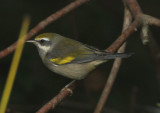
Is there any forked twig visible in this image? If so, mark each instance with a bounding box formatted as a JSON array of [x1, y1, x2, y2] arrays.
[[94, 0, 160, 112]]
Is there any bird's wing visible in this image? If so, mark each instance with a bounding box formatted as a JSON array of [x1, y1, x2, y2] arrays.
[[46, 38, 98, 65], [45, 37, 132, 65]]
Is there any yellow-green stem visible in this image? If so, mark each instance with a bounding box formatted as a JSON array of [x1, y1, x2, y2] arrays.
[[0, 15, 30, 113]]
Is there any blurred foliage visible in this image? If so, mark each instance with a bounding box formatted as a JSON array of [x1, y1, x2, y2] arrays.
[[0, 0, 160, 113]]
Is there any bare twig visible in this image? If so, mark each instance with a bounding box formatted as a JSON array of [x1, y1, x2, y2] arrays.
[[93, 4, 132, 113], [106, 19, 140, 53], [36, 81, 78, 113], [0, 0, 90, 59], [124, 0, 160, 26], [124, 0, 142, 17], [147, 15, 160, 27]]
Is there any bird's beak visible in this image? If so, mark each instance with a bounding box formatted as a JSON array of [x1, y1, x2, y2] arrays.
[[26, 40, 36, 43]]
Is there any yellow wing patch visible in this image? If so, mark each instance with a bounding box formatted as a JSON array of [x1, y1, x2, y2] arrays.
[[50, 56, 75, 65]]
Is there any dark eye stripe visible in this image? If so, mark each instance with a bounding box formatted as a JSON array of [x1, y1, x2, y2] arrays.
[[40, 39, 45, 43], [38, 39, 51, 46]]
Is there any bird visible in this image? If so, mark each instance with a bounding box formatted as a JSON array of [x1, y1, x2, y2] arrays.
[[27, 33, 133, 80]]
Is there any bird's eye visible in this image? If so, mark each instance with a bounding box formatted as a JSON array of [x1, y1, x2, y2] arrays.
[[40, 39, 45, 44]]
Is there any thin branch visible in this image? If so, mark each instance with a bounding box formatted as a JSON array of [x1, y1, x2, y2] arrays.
[[142, 14, 160, 27], [93, 4, 132, 113], [36, 81, 78, 113], [124, 0, 160, 27], [124, 0, 142, 17], [0, 0, 90, 59], [106, 19, 140, 53]]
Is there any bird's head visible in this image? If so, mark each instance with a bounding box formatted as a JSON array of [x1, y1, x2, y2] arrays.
[[26, 33, 61, 57]]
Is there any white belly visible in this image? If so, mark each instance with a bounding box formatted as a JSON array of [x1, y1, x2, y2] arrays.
[[44, 59, 105, 80]]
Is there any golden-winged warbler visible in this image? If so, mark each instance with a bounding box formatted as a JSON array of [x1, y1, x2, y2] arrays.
[[27, 33, 132, 80]]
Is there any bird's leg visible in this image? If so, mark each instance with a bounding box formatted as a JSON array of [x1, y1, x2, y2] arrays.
[[60, 80, 76, 96]]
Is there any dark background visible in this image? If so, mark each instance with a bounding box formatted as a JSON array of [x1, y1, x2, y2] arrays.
[[0, 0, 160, 113]]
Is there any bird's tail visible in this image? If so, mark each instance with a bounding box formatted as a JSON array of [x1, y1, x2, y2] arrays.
[[95, 52, 134, 60]]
